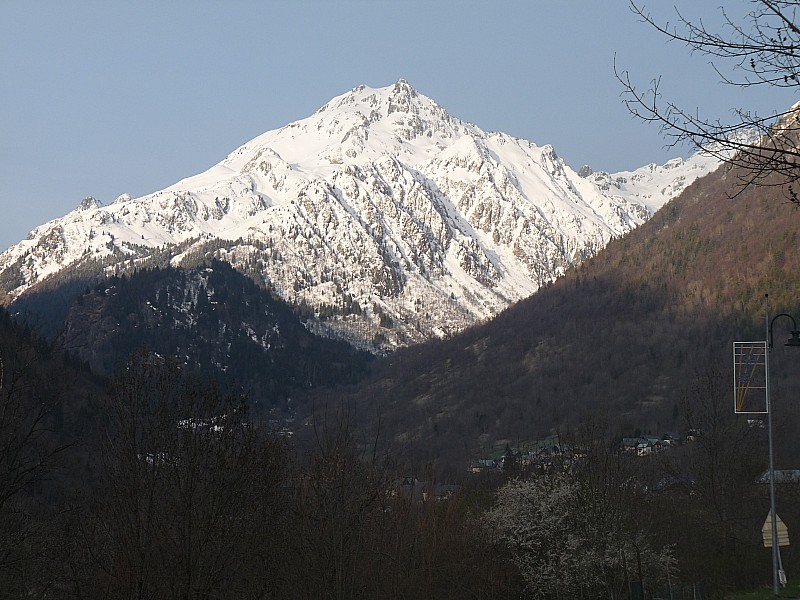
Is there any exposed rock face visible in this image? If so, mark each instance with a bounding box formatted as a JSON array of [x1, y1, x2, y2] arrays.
[[0, 80, 720, 350]]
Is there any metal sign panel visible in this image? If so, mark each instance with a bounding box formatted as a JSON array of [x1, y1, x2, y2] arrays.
[[733, 341, 768, 414], [762, 511, 790, 547]]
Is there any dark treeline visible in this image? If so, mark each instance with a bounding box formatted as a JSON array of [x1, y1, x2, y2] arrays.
[[1, 308, 797, 599], [0, 318, 514, 599]]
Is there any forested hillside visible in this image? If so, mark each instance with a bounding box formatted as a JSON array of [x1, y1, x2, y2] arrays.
[[1, 321, 784, 598], [0, 316, 521, 598], [316, 162, 800, 473], [59, 260, 372, 410]]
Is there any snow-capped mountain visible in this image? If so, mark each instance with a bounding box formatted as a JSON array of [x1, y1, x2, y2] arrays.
[[0, 80, 720, 350]]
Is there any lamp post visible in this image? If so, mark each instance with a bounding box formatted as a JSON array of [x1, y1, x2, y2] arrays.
[[764, 293, 800, 595]]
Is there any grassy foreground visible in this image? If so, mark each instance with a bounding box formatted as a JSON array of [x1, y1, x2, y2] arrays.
[[727, 579, 800, 599]]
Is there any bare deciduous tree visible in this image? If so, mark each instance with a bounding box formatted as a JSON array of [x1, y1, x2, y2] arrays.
[[78, 351, 290, 600], [0, 332, 71, 594], [617, 1, 800, 199]]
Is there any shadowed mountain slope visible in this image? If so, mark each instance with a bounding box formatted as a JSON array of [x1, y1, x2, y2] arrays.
[[58, 260, 372, 411], [315, 163, 800, 472]]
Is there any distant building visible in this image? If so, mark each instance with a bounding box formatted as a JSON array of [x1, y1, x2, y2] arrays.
[[468, 459, 498, 474], [398, 477, 459, 501], [757, 470, 800, 484]]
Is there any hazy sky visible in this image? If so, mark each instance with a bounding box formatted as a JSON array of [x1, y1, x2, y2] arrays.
[[1, 1, 792, 252]]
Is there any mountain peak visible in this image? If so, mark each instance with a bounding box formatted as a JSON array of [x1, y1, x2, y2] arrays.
[[320, 80, 416, 110], [76, 196, 102, 211], [219, 80, 460, 175], [321, 80, 450, 126], [386, 79, 418, 113], [0, 82, 723, 351]]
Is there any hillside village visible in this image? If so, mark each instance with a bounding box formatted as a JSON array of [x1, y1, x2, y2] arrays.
[[467, 429, 703, 475]]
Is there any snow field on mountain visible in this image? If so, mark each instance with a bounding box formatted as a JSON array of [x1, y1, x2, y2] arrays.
[[0, 80, 722, 349]]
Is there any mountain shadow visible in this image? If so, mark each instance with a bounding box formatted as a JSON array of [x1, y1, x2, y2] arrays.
[[307, 163, 800, 474], [58, 260, 373, 411]]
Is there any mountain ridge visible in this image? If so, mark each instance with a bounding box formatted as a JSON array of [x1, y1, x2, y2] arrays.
[[0, 80, 721, 349]]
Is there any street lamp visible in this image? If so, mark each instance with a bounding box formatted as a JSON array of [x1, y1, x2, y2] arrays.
[[764, 294, 800, 595]]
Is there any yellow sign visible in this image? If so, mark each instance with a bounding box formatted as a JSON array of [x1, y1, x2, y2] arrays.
[[762, 511, 790, 547]]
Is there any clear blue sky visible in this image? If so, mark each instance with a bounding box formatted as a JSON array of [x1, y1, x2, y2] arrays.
[[0, 1, 791, 252]]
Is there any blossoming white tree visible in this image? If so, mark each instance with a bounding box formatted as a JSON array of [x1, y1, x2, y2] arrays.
[[485, 464, 675, 598]]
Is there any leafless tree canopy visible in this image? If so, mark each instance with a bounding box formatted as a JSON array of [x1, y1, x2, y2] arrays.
[[618, 1, 800, 198]]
